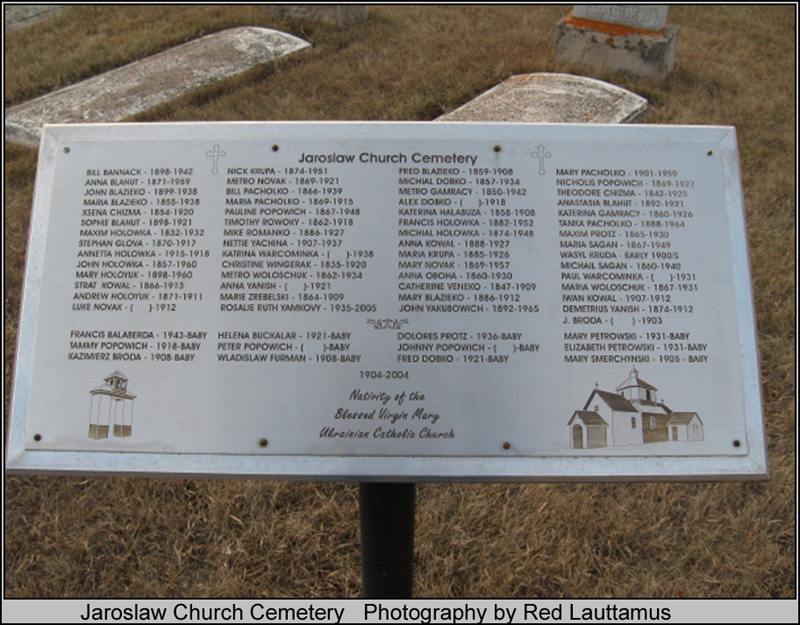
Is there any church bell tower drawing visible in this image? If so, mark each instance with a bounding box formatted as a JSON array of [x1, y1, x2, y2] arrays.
[[88, 371, 136, 439]]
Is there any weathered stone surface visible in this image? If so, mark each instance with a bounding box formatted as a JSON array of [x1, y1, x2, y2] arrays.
[[262, 4, 368, 28], [436, 73, 647, 123], [5, 27, 311, 148], [573, 5, 668, 32], [554, 14, 679, 79], [4, 4, 69, 32]]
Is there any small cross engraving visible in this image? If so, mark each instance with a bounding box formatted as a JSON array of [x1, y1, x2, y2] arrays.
[[531, 145, 551, 175], [206, 144, 226, 174]]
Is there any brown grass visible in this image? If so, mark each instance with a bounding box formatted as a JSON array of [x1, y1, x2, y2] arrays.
[[4, 5, 795, 598]]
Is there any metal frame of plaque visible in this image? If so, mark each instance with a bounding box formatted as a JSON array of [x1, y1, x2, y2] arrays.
[[6, 122, 767, 481]]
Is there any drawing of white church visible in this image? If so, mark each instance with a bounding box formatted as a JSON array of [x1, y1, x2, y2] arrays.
[[567, 367, 703, 449]]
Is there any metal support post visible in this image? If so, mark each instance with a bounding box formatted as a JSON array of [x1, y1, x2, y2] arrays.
[[359, 482, 416, 598]]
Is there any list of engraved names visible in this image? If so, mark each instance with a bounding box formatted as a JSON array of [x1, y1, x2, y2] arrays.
[[29, 130, 745, 457], [556, 166, 706, 366]]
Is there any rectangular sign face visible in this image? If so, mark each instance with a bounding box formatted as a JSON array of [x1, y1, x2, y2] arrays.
[[7, 122, 767, 481]]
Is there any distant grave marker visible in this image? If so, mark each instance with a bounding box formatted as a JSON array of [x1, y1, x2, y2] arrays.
[[262, 4, 369, 28], [437, 73, 647, 123], [555, 5, 679, 79], [4, 27, 310, 148]]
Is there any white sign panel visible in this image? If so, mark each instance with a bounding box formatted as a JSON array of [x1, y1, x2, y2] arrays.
[[6, 122, 767, 481]]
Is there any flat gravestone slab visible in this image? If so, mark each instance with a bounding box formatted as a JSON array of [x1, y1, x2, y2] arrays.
[[573, 5, 668, 32], [4, 4, 69, 32], [4, 27, 310, 148], [437, 74, 647, 123], [6, 122, 766, 482]]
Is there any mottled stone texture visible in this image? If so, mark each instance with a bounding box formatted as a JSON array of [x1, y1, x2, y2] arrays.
[[554, 15, 679, 79], [437, 73, 647, 124], [573, 5, 668, 31], [262, 5, 369, 28], [4, 4, 69, 31], [5, 27, 311, 147]]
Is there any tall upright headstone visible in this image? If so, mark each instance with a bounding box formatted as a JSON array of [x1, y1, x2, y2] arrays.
[[554, 5, 679, 79]]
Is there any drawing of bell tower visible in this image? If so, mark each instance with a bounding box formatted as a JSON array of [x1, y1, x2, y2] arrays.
[[88, 371, 136, 439], [615, 366, 658, 406]]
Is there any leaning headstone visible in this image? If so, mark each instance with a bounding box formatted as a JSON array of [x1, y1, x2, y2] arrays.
[[262, 4, 368, 28], [4, 27, 311, 148], [554, 5, 679, 79], [436, 73, 647, 123]]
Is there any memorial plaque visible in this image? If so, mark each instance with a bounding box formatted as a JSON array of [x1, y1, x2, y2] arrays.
[[6, 122, 767, 481]]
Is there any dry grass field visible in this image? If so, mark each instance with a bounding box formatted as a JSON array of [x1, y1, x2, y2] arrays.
[[4, 5, 795, 598]]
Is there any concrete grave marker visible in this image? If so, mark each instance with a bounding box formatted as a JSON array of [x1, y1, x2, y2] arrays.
[[6, 122, 767, 482], [555, 6, 679, 79], [436, 73, 647, 123], [4, 27, 311, 148]]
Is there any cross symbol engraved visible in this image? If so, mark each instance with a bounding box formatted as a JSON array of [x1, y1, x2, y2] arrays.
[[531, 144, 551, 175], [206, 144, 226, 174]]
